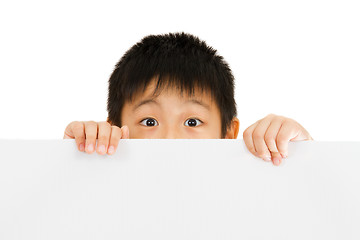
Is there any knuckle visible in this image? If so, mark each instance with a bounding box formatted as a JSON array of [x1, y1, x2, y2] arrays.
[[111, 125, 121, 130], [264, 133, 275, 143], [266, 113, 276, 118], [276, 137, 287, 145], [72, 123, 83, 131], [282, 118, 291, 125], [280, 116, 290, 122], [97, 136, 108, 143], [276, 131, 288, 140], [252, 131, 263, 140], [85, 121, 97, 127], [85, 133, 97, 139], [269, 114, 286, 121], [243, 128, 252, 138], [71, 124, 84, 134], [111, 126, 122, 136], [242, 130, 249, 139], [70, 120, 82, 125], [71, 120, 81, 127], [69, 121, 78, 127], [99, 121, 111, 127]]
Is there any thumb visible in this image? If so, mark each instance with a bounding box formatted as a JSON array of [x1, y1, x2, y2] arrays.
[[290, 128, 313, 142]]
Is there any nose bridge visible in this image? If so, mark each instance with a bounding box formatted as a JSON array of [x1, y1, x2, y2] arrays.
[[160, 124, 182, 139], [158, 103, 184, 139]]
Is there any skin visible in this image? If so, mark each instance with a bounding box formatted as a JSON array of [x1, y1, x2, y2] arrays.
[[119, 81, 239, 139], [64, 81, 313, 166]]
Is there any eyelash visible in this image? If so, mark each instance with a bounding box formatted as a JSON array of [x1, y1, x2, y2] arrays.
[[140, 118, 159, 127], [139, 118, 203, 127], [184, 118, 203, 127]]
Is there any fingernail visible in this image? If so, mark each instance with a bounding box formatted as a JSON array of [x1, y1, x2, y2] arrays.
[[87, 144, 94, 152], [263, 156, 272, 162], [79, 143, 85, 152], [281, 153, 287, 158], [98, 145, 106, 154], [108, 146, 115, 154], [273, 158, 281, 166]]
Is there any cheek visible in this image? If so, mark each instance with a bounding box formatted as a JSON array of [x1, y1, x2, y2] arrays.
[[206, 120, 222, 139], [184, 124, 222, 139], [128, 126, 159, 139]]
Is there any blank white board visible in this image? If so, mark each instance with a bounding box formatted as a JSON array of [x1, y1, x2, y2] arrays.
[[0, 140, 359, 240]]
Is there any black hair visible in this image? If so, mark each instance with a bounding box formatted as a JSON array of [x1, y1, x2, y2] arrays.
[[107, 32, 237, 138]]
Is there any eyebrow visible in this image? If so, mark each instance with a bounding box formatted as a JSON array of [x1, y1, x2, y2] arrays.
[[132, 98, 211, 112], [187, 99, 211, 110], [133, 98, 159, 111]]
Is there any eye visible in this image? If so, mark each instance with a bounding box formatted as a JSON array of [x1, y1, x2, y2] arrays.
[[140, 118, 159, 127], [184, 118, 203, 127]]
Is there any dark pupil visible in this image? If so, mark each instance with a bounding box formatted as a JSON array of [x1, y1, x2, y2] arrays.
[[146, 119, 155, 126], [188, 119, 197, 127]]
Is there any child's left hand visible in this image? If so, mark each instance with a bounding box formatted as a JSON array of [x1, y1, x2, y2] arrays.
[[243, 114, 313, 166]]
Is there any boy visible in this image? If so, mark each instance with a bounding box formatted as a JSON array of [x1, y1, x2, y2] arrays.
[[64, 32, 312, 166]]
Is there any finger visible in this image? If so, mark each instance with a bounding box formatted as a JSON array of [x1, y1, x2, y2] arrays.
[[252, 117, 274, 161], [276, 120, 299, 158], [107, 125, 122, 155], [64, 121, 86, 152], [243, 121, 260, 158], [63, 122, 75, 139], [96, 121, 111, 155], [271, 151, 283, 166], [264, 117, 284, 153], [84, 121, 98, 154], [289, 122, 313, 141], [121, 125, 130, 139]]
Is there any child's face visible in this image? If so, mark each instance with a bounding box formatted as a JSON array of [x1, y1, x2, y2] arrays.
[[119, 79, 239, 139]]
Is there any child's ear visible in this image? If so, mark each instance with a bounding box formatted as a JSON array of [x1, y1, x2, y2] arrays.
[[225, 117, 240, 139]]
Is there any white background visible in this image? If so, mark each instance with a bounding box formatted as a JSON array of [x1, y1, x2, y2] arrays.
[[0, 0, 359, 140]]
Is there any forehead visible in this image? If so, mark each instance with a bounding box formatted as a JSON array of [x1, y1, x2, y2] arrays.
[[129, 78, 215, 104], [119, 77, 223, 132]]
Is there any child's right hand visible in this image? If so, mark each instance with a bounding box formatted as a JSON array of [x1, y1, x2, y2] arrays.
[[63, 121, 129, 155]]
